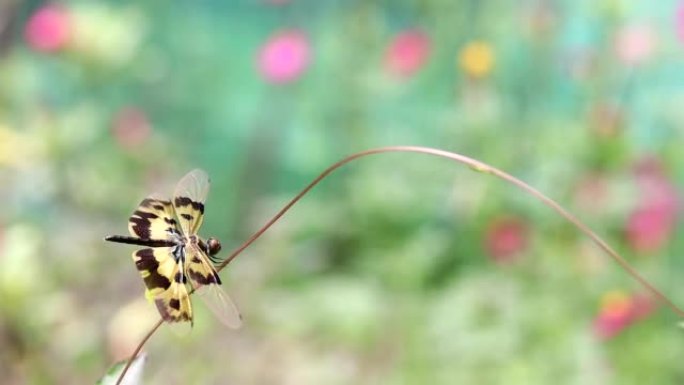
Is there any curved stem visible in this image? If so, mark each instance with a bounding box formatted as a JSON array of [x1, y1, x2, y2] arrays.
[[115, 145, 684, 385], [114, 319, 162, 385]]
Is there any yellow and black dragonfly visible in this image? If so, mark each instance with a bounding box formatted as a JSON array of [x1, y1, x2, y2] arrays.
[[105, 169, 242, 329]]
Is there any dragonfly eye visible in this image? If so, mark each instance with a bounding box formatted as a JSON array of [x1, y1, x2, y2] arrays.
[[207, 237, 222, 256]]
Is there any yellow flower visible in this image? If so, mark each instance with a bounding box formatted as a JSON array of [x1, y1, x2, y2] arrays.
[[458, 41, 494, 78]]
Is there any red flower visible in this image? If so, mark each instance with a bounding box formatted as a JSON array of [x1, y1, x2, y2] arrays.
[[25, 4, 71, 53], [484, 216, 528, 264], [384, 29, 431, 78], [257, 29, 310, 84]]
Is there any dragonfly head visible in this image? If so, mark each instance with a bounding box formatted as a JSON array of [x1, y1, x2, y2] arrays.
[[206, 237, 222, 256]]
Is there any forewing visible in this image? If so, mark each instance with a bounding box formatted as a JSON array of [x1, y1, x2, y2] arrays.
[[128, 197, 179, 240], [173, 169, 210, 235], [186, 244, 243, 329], [132, 247, 193, 324]]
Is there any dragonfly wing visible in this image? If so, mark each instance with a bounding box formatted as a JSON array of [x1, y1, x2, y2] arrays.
[[173, 169, 210, 235], [133, 247, 192, 324], [128, 197, 179, 241], [195, 282, 243, 329], [186, 244, 242, 329]]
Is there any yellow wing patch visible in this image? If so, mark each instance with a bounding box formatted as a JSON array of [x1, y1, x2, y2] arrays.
[[128, 198, 178, 240], [133, 247, 192, 323]]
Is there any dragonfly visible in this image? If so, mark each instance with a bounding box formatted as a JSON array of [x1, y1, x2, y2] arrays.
[[105, 169, 242, 329]]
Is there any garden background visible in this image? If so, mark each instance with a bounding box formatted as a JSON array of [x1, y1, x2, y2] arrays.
[[1, 0, 684, 384]]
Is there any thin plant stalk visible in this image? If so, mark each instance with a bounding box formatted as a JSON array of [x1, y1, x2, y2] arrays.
[[114, 145, 684, 385]]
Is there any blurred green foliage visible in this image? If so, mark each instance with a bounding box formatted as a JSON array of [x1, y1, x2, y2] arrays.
[[1, 0, 684, 384]]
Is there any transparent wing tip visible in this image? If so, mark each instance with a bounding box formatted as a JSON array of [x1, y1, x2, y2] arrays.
[[195, 284, 243, 330], [224, 313, 243, 329]]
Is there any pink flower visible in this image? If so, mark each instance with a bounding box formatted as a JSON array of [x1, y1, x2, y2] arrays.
[[257, 29, 310, 84], [24, 3, 71, 53], [593, 290, 656, 340], [626, 207, 673, 253], [625, 157, 678, 254], [633, 157, 678, 213], [484, 216, 528, 264], [112, 107, 152, 149], [614, 24, 656, 65], [676, 1, 684, 43], [594, 313, 630, 340], [384, 29, 431, 78]]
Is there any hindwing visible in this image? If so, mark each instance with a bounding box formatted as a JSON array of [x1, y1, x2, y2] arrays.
[[133, 247, 192, 323], [186, 243, 242, 329]]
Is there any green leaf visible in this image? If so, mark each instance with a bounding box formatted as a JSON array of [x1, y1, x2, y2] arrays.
[[96, 352, 146, 385]]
